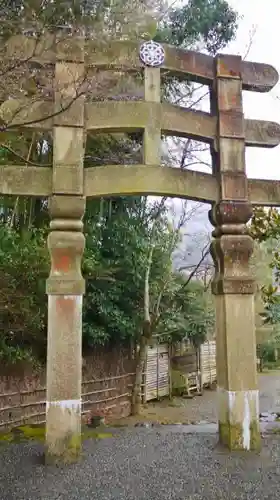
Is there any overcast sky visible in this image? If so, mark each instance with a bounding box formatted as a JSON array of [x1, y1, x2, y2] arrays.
[[225, 0, 280, 180], [171, 0, 280, 264], [170, 0, 280, 179]]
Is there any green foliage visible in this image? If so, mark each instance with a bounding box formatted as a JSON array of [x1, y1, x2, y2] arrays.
[[155, 0, 238, 54], [263, 300, 280, 326], [0, 225, 49, 363], [156, 278, 215, 346], [250, 207, 280, 243], [250, 207, 280, 315], [82, 197, 147, 347], [0, 195, 215, 362], [250, 209, 280, 350], [259, 343, 278, 364], [183, 283, 215, 346], [0, 0, 239, 364], [0, 0, 162, 40]]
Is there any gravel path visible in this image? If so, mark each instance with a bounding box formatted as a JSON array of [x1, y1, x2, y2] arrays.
[[259, 373, 280, 414], [186, 372, 280, 422], [135, 373, 280, 425], [1, 373, 280, 499], [1, 429, 280, 500]]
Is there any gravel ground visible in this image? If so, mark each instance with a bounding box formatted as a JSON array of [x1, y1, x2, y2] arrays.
[[121, 373, 280, 426], [1, 428, 280, 500], [259, 373, 280, 413], [182, 372, 280, 422], [1, 373, 280, 499]]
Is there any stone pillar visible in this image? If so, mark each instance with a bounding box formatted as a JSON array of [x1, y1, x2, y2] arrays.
[[46, 197, 85, 464], [45, 38, 86, 464], [210, 54, 260, 450]]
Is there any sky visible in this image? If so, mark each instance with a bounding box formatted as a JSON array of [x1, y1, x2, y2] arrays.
[[169, 0, 280, 182], [171, 0, 280, 266], [169, 0, 280, 180], [223, 0, 280, 180]]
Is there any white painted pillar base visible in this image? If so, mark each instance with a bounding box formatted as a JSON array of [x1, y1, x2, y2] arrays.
[[217, 387, 260, 450], [46, 399, 81, 462]]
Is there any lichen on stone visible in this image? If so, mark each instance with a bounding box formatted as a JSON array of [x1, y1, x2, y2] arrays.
[[219, 420, 261, 451], [0, 423, 113, 457]]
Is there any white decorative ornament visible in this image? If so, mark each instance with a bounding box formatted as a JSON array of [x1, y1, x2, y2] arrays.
[[139, 41, 165, 67]]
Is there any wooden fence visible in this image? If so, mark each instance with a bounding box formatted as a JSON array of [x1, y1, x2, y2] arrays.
[[171, 342, 201, 396], [0, 372, 135, 431], [200, 341, 217, 387], [145, 340, 217, 401], [144, 344, 170, 402], [0, 341, 217, 428]]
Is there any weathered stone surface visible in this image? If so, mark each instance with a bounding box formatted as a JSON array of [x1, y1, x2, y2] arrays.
[[45, 44, 86, 464], [85, 165, 218, 203], [2, 31, 280, 461], [4, 34, 279, 91], [1, 96, 279, 150], [209, 55, 260, 451], [248, 179, 280, 207], [0, 166, 52, 196], [86, 40, 279, 92]]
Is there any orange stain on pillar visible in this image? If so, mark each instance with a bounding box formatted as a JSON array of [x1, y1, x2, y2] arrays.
[[53, 251, 71, 273], [55, 296, 76, 324]]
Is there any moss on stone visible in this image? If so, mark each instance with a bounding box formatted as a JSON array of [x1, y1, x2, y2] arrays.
[[0, 432, 14, 444], [219, 420, 261, 451], [45, 433, 81, 466], [45, 428, 114, 465], [0, 424, 45, 446], [219, 421, 230, 445], [250, 420, 261, 450], [0, 424, 113, 457], [18, 425, 45, 441], [219, 422, 243, 449]]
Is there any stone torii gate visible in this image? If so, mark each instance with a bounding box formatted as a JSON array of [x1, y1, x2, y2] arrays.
[[1, 34, 280, 463]]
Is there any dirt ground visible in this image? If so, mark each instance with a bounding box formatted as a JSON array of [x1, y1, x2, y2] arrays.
[[115, 371, 280, 426]]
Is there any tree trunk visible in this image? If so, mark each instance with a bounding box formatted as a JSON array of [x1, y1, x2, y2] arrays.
[[131, 333, 148, 416], [131, 218, 156, 415]]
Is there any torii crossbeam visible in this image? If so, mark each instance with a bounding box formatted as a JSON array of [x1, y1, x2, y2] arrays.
[[1, 33, 280, 462]]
